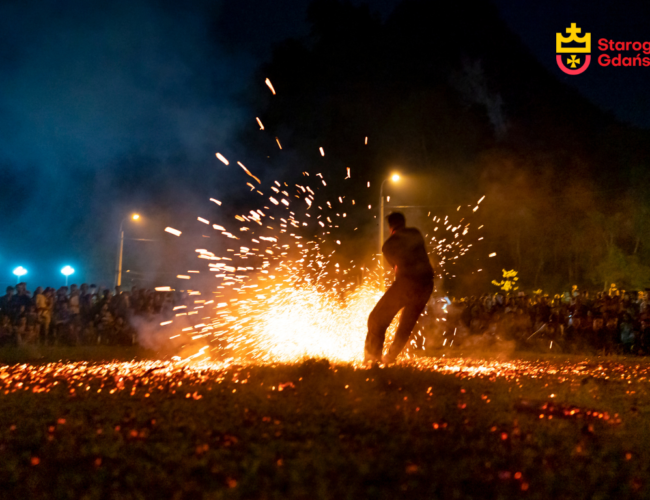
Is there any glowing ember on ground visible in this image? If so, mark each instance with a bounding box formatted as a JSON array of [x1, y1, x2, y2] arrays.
[[1, 357, 649, 397]]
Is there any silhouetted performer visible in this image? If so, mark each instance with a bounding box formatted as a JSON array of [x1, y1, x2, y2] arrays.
[[365, 212, 434, 364]]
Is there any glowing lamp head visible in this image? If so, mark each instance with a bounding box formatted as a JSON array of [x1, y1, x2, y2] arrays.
[[13, 266, 27, 278], [132, 214, 140, 221], [61, 266, 75, 277], [391, 173, 400, 182]]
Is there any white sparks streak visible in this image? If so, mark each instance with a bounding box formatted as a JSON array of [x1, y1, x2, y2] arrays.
[[265, 78, 276, 95]]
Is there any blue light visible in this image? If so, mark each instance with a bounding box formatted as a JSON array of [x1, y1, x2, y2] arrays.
[[12, 266, 27, 277], [61, 266, 75, 276]]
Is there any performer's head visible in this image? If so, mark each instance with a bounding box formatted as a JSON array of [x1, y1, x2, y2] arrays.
[[387, 212, 406, 233]]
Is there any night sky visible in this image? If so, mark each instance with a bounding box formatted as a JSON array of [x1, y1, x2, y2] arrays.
[[1, 0, 647, 289]]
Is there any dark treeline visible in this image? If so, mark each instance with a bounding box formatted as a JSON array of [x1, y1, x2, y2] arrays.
[[233, 0, 650, 295]]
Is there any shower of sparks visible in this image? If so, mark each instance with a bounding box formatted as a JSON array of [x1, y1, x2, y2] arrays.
[[157, 160, 487, 364], [151, 75, 493, 365]]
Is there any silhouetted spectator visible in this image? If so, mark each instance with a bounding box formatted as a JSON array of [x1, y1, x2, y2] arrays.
[[0, 286, 16, 322]]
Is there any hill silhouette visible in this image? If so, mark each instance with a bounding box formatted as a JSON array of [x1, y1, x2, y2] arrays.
[[234, 0, 650, 294]]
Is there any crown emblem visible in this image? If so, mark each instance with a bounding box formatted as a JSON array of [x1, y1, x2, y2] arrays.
[[556, 23, 591, 53]]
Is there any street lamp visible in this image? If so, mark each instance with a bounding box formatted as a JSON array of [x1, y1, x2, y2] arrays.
[[13, 266, 27, 284], [115, 213, 141, 289], [61, 266, 74, 286]]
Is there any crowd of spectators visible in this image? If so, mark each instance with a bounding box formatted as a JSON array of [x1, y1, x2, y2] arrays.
[[0, 282, 187, 347], [435, 289, 650, 354], [2, 281, 649, 356]]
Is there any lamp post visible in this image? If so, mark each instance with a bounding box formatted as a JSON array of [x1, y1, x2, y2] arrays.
[[115, 213, 140, 289], [61, 266, 74, 286], [13, 266, 27, 284], [379, 173, 400, 286]]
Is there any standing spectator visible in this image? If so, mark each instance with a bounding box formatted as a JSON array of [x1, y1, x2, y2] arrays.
[[68, 285, 81, 344], [95, 289, 112, 317], [639, 319, 650, 354], [13, 316, 28, 346], [0, 315, 13, 346], [620, 313, 636, 354], [79, 284, 93, 316], [79, 283, 94, 343], [0, 286, 15, 322], [36, 288, 53, 344], [14, 282, 32, 315], [34, 286, 46, 338], [95, 304, 114, 344], [54, 301, 72, 345], [604, 318, 619, 353]]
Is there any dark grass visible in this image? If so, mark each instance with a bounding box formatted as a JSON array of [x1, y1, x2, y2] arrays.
[[1, 350, 649, 499]]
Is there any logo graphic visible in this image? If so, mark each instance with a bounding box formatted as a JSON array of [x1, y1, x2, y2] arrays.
[[556, 23, 591, 75]]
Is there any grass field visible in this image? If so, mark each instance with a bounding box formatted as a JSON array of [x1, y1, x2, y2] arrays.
[[0, 348, 649, 499]]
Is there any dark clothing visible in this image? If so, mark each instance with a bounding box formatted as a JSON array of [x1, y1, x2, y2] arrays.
[[365, 278, 433, 360], [365, 226, 434, 361], [0, 295, 15, 320], [535, 302, 551, 324], [14, 293, 32, 313], [382, 227, 434, 283]]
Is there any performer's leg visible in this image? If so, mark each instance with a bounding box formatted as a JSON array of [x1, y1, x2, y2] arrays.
[[365, 281, 407, 360], [385, 282, 433, 362]]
